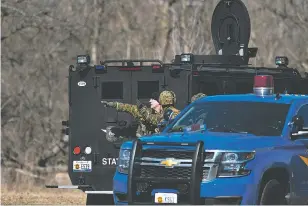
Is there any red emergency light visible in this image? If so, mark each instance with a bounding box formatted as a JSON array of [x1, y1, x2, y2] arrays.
[[152, 65, 161, 69], [151, 64, 164, 73], [253, 75, 274, 96], [119, 67, 141, 71], [73, 146, 81, 155], [193, 71, 199, 76]]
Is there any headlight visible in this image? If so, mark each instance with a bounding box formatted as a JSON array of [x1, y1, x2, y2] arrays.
[[77, 55, 90, 65], [218, 152, 255, 177], [180, 53, 193, 63], [117, 149, 131, 174]]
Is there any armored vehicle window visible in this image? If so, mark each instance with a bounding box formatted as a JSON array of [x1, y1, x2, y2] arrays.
[[101, 82, 123, 99], [137, 81, 159, 99], [170, 102, 290, 136], [297, 104, 308, 128], [197, 81, 219, 95]]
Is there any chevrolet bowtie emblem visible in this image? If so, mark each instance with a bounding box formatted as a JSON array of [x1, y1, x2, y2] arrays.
[[160, 158, 179, 168]]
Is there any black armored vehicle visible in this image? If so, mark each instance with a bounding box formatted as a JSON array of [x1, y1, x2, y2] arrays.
[[46, 0, 308, 204]]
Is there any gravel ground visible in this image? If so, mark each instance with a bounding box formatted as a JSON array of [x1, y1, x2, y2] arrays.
[[1, 188, 86, 205]]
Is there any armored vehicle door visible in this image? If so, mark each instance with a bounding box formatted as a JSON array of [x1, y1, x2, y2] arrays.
[[67, 64, 132, 192], [66, 59, 165, 193]]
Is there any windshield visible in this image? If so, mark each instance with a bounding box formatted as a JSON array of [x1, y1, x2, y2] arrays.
[[169, 102, 290, 136]]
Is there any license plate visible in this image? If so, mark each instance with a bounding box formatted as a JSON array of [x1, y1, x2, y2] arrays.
[[154, 193, 177, 204], [73, 161, 92, 172]]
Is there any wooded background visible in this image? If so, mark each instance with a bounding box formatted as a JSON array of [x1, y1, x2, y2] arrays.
[[1, 0, 308, 186]]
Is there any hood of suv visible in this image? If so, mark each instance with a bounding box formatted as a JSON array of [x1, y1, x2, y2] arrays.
[[132, 131, 288, 151]]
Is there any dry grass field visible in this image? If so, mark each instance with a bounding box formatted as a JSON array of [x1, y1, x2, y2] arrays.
[[1, 186, 87, 205]]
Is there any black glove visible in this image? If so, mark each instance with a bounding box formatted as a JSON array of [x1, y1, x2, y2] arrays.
[[136, 99, 146, 110]]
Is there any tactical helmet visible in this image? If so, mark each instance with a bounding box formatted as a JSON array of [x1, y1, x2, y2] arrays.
[[170, 91, 176, 104], [191, 93, 207, 102], [159, 90, 176, 106]]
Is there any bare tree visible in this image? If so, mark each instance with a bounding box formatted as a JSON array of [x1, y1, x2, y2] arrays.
[[1, 0, 307, 186]]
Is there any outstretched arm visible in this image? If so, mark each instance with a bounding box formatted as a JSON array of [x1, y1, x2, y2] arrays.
[[102, 101, 141, 119]]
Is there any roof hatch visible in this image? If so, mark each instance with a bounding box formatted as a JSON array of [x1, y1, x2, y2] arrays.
[[211, 0, 251, 57]]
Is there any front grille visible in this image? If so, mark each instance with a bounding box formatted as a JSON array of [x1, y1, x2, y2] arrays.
[[140, 166, 210, 180], [142, 150, 193, 159], [140, 166, 191, 179]]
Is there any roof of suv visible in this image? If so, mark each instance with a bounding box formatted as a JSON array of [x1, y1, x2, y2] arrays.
[[197, 94, 308, 104]]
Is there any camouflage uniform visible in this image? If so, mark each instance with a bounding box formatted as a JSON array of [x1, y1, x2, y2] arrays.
[[139, 91, 180, 125], [102, 102, 157, 137], [191, 93, 207, 102]]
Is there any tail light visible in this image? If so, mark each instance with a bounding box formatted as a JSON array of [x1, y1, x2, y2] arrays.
[[73, 146, 81, 155]]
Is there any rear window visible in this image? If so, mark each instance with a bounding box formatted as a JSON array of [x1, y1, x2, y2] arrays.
[[101, 82, 123, 99], [137, 81, 159, 99]]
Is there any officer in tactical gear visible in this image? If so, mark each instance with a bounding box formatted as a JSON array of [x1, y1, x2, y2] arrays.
[[102, 94, 161, 137], [191, 93, 207, 103], [138, 90, 180, 125]]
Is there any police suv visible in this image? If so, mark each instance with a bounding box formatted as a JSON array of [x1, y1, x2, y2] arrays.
[[113, 75, 308, 205], [46, 0, 308, 204]]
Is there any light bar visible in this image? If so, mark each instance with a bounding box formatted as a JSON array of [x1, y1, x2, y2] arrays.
[[77, 55, 90, 65], [180, 53, 193, 63], [253, 75, 274, 96], [275, 56, 288, 67]]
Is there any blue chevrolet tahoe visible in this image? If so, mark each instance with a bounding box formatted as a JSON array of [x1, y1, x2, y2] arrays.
[[113, 76, 308, 205]]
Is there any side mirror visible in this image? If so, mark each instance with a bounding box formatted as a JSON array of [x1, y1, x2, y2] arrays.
[[292, 115, 304, 130], [290, 115, 308, 140]]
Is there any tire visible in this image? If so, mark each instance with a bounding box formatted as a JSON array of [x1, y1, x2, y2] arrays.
[[86, 194, 114, 205], [259, 179, 287, 205]]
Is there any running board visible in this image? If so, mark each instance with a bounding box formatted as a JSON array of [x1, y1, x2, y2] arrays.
[[85, 191, 113, 194], [45, 185, 91, 189]]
